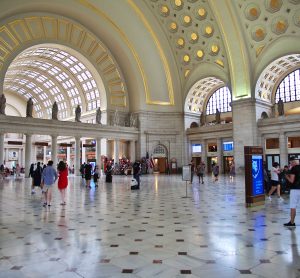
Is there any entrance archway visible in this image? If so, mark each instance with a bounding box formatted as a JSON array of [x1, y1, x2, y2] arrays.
[[153, 144, 168, 173]]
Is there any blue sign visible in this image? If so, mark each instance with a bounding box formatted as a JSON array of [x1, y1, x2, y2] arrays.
[[252, 155, 264, 196]]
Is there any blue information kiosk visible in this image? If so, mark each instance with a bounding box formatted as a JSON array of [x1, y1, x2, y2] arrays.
[[244, 146, 265, 207]]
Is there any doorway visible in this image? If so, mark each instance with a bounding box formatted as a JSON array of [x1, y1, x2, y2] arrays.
[[266, 154, 280, 171], [223, 156, 234, 174], [207, 157, 217, 173], [154, 157, 167, 173]]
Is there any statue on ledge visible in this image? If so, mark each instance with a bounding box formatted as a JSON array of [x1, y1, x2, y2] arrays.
[[0, 94, 6, 115], [26, 97, 33, 118], [52, 101, 58, 120], [277, 98, 284, 116], [96, 107, 102, 124], [215, 108, 221, 124], [200, 112, 205, 126], [113, 110, 119, 126], [75, 105, 81, 122]]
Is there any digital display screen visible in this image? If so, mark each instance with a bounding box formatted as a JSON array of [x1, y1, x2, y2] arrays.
[[223, 142, 233, 151], [252, 155, 264, 196], [192, 144, 201, 153]]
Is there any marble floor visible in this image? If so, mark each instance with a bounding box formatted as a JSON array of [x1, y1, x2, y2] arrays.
[[0, 173, 299, 278]]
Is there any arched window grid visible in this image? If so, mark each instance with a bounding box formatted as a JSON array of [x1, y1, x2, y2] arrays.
[[206, 86, 232, 115], [275, 69, 300, 103], [5, 46, 102, 119]]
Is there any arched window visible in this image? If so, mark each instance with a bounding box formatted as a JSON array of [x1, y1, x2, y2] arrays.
[[206, 86, 232, 115], [275, 69, 300, 103]]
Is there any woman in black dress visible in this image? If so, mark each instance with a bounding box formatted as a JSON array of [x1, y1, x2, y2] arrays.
[[105, 162, 113, 183], [32, 162, 42, 194], [84, 162, 92, 188]]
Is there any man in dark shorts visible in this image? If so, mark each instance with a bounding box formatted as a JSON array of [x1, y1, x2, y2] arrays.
[[284, 156, 300, 227]]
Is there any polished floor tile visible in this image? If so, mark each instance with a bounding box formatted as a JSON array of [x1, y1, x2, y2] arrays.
[[0, 173, 299, 278]]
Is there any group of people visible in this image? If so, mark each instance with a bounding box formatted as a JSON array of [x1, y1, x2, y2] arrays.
[[29, 160, 68, 206], [0, 164, 22, 178], [264, 157, 300, 227], [189, 160, 235, 184], [79, 162, 100, 188]]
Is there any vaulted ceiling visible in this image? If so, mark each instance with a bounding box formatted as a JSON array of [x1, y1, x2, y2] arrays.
[[0, 0, 299, 118]]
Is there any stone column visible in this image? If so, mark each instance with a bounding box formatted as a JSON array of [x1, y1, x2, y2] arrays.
[[81, 139, 86, 164], [279, 132, 288, 167], [25, 134, 32, 177], [96, 137, 102, 174], [114, 139, 120, 164], [67, 146, 71, 165], [130, 140, 136, 162], [51, 135, 58, 166], [32, 145, 37, 163], [201, 139, 207, 172], [75, 137, 81, 176], [0, 133, 4, 165], [217, 138, 223, 174], [43, 146, 47, 164], [231, 99, 259, 173]]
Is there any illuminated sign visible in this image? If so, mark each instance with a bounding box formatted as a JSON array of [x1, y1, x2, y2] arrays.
[[192, 144, 202, 153], [252, 155, 264, 196]]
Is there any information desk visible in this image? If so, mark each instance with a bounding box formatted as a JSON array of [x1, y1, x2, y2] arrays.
[[244, 146, 265, 207]]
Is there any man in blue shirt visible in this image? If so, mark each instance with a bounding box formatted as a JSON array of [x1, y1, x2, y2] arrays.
[[42, 160, 58, 207]]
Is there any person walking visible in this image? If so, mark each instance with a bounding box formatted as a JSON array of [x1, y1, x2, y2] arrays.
[[132, 161, 141, 190], [93, 165, 100, 187], [266, 162, 284, 202], [57, 161, 68, 205], [212, 162, 219, 182], [42, 160, 57, 207], [229, 160, 236, 181], [32, 162, 42, 195], [284, 157, 300, 227], [190, 160, 195, 184], [84, 162, 92, 188], [29, 163, 35, 193], [196, 162, 205, 184]]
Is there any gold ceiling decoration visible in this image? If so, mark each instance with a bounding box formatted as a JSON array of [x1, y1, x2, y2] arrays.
[[244, 4, 261, 20], [189, 31, 199, 43], [271, 17, 288, 34], [265, 0, 283, 13], [195, 49, 204, 60], [146, 0, 228, 78], [169, 21, 178, 32], [238, 0, 300, 58], [176, 37, 185, 48], [160, 5, 170, 16]]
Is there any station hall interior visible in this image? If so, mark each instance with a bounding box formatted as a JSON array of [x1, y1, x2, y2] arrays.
[[0, 0, 300, 277]]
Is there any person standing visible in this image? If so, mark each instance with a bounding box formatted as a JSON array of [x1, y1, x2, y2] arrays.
[[93, 165, 99, 187], [84, 162, 92, 188], [32, 162, 42, 194], [132, 161, 141, 190], [57, 161, 68, 205], [266, 162, 284, 202], [212, 162, 219, 182], [105, 162, 113, 183], [196, 162, 205, 184], [42, 160, 57, 207], [284, 157, 300, 227], [189, 160, 195, 184], [229, 160, 236, 181], [29, 163, 35, 194]]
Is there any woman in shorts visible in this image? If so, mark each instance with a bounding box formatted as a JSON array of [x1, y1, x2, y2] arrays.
[[267, 162, 284, 202]]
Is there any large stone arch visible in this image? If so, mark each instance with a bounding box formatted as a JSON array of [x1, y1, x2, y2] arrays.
[[0, 13, 129, 111], [255, 53, 300, 104]]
